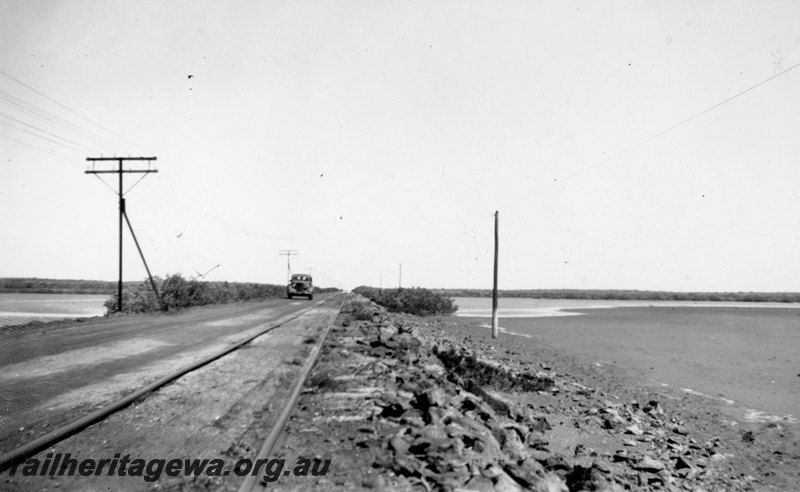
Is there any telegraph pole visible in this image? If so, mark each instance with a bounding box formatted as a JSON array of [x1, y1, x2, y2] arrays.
[[85, 156, 159, 312], [278, 250, 298, 283], [492, 211, 499, 339]]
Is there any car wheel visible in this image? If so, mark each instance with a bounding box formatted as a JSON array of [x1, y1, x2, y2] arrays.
[[309, 295, 314, 300]]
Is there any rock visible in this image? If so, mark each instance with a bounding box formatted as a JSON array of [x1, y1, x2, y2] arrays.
[[466, 382, 515, 417], [481, 464, 505, 479], [709, 452, 727, 462], [391, 453, 424, 478], [603, 416, 624, 430], [594, 461, 611, 474], [625, 424, 644, 436], [643, 400, 663, 415], [565, 465, 617, 492], [529, 472, 570, 492], [379, 402, 406, 419], [420, 424, 448, 440], [378, 323, 398, 342], [362, 474, 385, 488], [408, 436, 455, 455], [633, 456, 664, 472], [525, 415, 552, 433], [541, 454, 571, 473], [412, 387, 447, 412], [612, 450, 631, 462], [462, 426, 504, 463], [389, 432, 410, 455], [400, 413, 426, 428], [671, 424, 689, 435], [504, 461, 542, 488], [601, 408, 626, 430], [397, 321, 419, 336], [666, 441, 685, 453], [464, 473, 496, 492], [433, 469, 472, 489], [519, 456, 546, 476], [445, 421, 467, 438], [582, 415, 603, 427], [423, 363, 445, 378], [492, 470, 524, 492], [499, 428, 529, 462], [527, 434, 550, 451]]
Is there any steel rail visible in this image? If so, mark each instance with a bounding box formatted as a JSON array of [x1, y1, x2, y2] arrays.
[[0, 296, 342, 473], [237, 295, 344, 492]]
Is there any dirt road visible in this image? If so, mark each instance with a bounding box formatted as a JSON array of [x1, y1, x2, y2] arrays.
[[0, 295, 336, 458]]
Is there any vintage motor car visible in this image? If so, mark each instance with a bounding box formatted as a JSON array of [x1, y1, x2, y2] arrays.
[[287, 274, 313, 300]]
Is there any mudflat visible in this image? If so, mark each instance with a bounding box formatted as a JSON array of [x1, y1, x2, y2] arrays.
[[485, 305, 800, 423]]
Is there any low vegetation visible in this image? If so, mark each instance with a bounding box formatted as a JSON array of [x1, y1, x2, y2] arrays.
[[313, 286, 341, 294], [104, 274, 287, 314], [345, 297, 381, 321], [436, 288, 800, 303], [353, 286, 458, 316]]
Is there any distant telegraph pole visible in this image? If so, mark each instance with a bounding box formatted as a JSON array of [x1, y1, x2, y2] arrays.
[[492, 210, 499, 339], [278, 250, 298, 282], [85, 156, 161, 313]]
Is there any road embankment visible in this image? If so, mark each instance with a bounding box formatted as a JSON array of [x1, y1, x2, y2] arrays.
[[271, 295, 800, 490]]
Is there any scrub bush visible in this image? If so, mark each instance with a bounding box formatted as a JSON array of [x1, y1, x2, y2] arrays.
[[352, 286, 457, 316], [104, 274, 286, 314]]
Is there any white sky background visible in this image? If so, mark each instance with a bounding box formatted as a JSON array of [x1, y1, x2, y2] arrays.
[[2, 1, 800, 291]]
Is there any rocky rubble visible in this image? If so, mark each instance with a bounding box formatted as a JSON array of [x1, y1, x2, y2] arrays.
[[275, 296, 771, 491]]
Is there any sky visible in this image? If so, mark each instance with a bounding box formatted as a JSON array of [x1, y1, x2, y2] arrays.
[[2, 1, 800, 292]]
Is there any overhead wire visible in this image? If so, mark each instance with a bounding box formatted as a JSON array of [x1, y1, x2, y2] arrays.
[[559, 59, 800, 184], [0, 118, 87, 154], [0, 71, 148, 154], [0, 112, 93, 153], [0, 133, 76, 162], [0, 90, 121, 153]]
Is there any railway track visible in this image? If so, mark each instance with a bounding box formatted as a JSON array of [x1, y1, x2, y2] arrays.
[[0, 294, 345, 483], [237, 297, 340, 492]]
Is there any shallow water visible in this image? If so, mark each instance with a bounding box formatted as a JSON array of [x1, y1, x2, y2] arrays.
[[453, 298, 800, 423], [0, 293, 107, 327], [453, 296, 800, 318]]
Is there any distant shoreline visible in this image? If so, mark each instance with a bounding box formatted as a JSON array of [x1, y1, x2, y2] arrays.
[[4, 279, 800, 303], [435, 288, 800, 303], [0, 278, 117, 295]]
